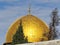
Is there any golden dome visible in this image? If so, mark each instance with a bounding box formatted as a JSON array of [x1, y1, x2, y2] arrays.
[[6, 14, 50, 43]]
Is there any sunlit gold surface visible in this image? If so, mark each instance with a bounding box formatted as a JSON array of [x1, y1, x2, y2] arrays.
[[6, 15, 49, 43]]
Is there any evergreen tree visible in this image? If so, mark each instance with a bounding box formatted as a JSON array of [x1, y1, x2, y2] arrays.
[[49, 8, 59, 40], [12, 20, 28, 44]]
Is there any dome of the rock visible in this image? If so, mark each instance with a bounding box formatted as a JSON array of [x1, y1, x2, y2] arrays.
[[6, 14, 50, 43]]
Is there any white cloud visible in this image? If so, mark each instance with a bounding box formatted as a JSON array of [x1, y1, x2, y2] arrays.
[[32, 0, 60, 3], [48, 0, 60, 3], [0, 0, 18, 2], [32, 0, 48, 3], [0, 0, 60, 3], [0, 6, 27, 19]]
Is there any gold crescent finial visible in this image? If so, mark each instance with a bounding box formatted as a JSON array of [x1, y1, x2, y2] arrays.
[[28, 0, 31, 15]]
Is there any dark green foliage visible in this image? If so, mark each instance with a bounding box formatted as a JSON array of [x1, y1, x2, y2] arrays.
[[12, 20, 28, 44], [49, 8, 59, 40]]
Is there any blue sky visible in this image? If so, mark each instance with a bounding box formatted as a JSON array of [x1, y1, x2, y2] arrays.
[[0, 0, 60, 45]]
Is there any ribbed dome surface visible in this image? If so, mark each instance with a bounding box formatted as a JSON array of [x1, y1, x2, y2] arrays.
[[6, 15, 49, 43]]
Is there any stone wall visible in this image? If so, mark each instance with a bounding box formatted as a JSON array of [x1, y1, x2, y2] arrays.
[[15, 40, 60, 45]]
